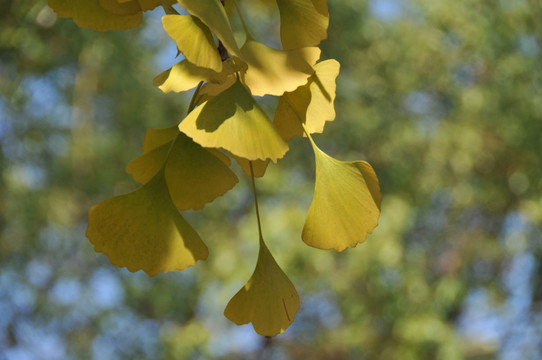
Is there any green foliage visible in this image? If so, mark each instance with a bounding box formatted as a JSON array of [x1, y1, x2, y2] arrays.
[[46, 0, 381, 336]]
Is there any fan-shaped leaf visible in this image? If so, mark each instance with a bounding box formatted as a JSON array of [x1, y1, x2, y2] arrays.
[[162, 15, 222, 72], [277, 0, 329, 50], [126, 131, 239, 210], [224, 237, 299, 337], [179, 79, 289, 162], [154, 58, 245, 94], [303, 141, 381, 251], [177, 0, 241, 57], [231, 155, 270, 178], [239, 39, 320, 96], [86, 171, 208, 277], [48, 0, 142, 31], [274, 59, 340, 141]]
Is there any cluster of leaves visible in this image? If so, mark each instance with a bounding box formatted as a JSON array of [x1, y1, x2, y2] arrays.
[[47, 0, 381, 336]]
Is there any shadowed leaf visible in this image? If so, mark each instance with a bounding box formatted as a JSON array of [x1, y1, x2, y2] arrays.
[[179, 79, 289, 162], [126, 131, 239, 210], [177, 0, 241, 57], [224, 237, 299, 337], [48, 0, 142, 30], [274, 59, 340, 141], [86, 171, 208, 276]]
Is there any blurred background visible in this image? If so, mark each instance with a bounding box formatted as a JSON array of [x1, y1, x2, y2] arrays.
[[1, 0, 542, 359]]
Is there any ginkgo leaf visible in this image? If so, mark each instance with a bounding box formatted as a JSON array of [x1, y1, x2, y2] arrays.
[[224, 237, 299, 337], [195, 74, 238, 105], [162, 15, 222, 72], [99, 0, 140, 15], [239, 39, 321, 96], [141, 126, 179, 153], [137, 0, 176, 11], [126, 131, 239, 210], [179, 79, 289, 162], [274, 59, 340, 141], [154, 58, 245, 94], [276, 0, 329, 50], [303, 141, 381, 251], [231, 155, 270, 178], [176, 0, 241, 57], [86, 170, 208, 277], [48, 0, 142, 31]]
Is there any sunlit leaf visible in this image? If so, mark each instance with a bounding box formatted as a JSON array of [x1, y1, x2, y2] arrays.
[[274, 59, 340, 141], [126, 131, 239, 210], [162, 15, 222, 72], [224, 237, 299, 337], [86, 171, 208, 277], [239, 39, 321, 96], [176, 0, 241, 57], [154, 58, 245, 94], [48, 0, 142, 30], [277, 0, 329, 50], [303, 141, 381, 251], [179, 79, 289, 162], [195, 74, 238, 105]]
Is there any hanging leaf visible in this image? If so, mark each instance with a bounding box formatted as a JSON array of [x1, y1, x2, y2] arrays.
[[303, 141, 381, 251], [195, 74, 238, 105], [126, 131, 239, 210], [162, 15, 223, 72], [239, 39, 321, 96], [141, 126, 179, 153], [224, 237, 299, 337], [231, 155, 270, 178], [86, 171, 208, 277], [154, 58, 245, 94], [48, 0, 142, 31], [277, 0, 329, 50], [274, 59, 340, 141], [179, 79, 289, 162], [177, 0, 241, 57]]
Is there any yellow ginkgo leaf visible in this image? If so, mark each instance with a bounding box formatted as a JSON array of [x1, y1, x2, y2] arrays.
[[274, 59, 340, 141], [276, 0, 329, 50], [86, 171, 208, 277], [239, 39, 321, 96], [154, 58, 245, 94], [126, 131, 239, 210], [231, 155, 270, 178], [303, 141, 382, 251], [176, 0, 241, 57], [48, 0, 142, 31], [162, 15, 222, 72], [195, 74, 238, 105], [224, 237, 299, 337], [179, 79, 289, 162], [137, 0, 176, 11]]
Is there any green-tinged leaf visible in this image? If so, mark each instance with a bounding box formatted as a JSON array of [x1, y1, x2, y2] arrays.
[[231, 155, 270, 178], [48, 0, 142, 31], [179, 79, 289, 162], [195, 74, 237, 105], [141, 126, 179, 153], [275, 59, 340, 141], [176, 0, 241, 57], [86, 171, 208, 277], [277, 0, 329, 49], [126, 131, 239, 210], [303, 141, 381, 251], [154, 58, 245, 94], [239, 39, 321, 96], [137, 0, 176, 11], [224, 237, 299, 337], [99, 0, 140, 15], [162, 15, 222, 72]]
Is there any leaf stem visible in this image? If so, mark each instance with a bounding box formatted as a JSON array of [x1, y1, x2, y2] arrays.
[[249, 161, 264, 241], [160, 0, 179, 15], [232, 0, 252, 39]]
